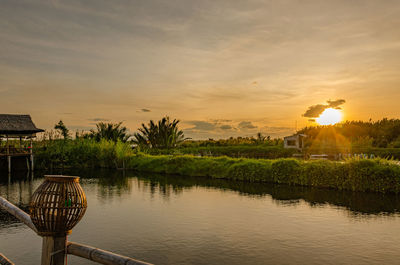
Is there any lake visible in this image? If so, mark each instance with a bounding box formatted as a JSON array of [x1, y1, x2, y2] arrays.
[[1, 169, 400, 264]]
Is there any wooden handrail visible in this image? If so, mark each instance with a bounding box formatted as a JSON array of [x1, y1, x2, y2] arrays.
[[0, 196, 154, 265], [0, 254, 14, 265], [67, 242, 153, 265], [0, 196, 38, 233]]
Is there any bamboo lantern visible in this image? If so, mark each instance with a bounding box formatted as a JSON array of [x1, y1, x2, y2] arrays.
[[30, 175, 87, 236]]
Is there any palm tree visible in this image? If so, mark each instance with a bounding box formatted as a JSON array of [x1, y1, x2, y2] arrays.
[[133, 116, 188, 148], [256, 132, 266, 143], [90, 122, 130, 142]]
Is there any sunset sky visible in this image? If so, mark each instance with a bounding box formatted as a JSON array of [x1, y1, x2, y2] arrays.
[[1, 0, 400, 139]]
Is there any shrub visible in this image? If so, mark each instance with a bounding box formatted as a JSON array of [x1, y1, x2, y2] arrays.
[[34, 140, 400, 194], [35, 139, 134, 169], [127, 155, 400, 194]]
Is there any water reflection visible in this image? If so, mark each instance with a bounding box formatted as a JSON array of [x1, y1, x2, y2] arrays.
[[2, 169, 399, 217], [134, 173, 400, 216], [2, 169, 400, 265], [0, 171, 34, 230]]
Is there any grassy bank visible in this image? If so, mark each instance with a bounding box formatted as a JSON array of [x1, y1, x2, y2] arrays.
[[34, 139, 133, 169], [147, 145, 298, 158], [126, 155, 400, 194], [148, 145, 400, 159], [33, 139, 400, 193]]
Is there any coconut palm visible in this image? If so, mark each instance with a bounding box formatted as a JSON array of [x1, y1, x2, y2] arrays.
[[133, 116, 188, 148], [90, 122, 130, 142]]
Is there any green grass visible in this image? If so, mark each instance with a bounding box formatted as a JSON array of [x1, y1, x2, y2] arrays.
[[127, 155, 400, 193], [147, 145, 297, 158], [34, 139, 135, 169], [33, 139, 400, 193], [145, 145, 400, 160]]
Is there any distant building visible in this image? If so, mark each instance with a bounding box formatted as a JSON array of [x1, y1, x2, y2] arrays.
[[283, 134, 307, 150]]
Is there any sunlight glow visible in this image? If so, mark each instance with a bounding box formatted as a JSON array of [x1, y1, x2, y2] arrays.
[[316, 108, 342, 125]]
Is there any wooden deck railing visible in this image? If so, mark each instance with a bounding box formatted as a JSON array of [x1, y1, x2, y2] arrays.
[[0, 146, 30, 155], [67, 242, 152, 265], [0, 196, 153, 265], [0, 253, 14, 265]]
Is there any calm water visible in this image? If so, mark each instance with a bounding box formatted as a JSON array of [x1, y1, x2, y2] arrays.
[[1, 169, 400, 265]]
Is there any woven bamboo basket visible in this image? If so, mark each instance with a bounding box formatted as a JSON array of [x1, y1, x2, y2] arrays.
[[30, 175, 87, 236]]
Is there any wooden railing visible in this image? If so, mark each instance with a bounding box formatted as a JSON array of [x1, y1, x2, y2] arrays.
[[0, 254, 14, 265], [0, 196, 153, 265], [0, 146, 30, 155]]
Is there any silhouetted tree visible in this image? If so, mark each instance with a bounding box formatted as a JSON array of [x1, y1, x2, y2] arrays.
[[54, 120, 70, 140], [133, 116, 188, 148], [297, 118, 400, 148], [89, 122, 130, 142], [256, 132, 266, 144]]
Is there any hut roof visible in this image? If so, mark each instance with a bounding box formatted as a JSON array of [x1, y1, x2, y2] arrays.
[[0, 114, 44, 135]]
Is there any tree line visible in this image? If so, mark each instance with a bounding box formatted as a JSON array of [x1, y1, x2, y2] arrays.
[[51, 117, 400, 150], [298, 118, 400, 148], [53, 116, 187, 149]]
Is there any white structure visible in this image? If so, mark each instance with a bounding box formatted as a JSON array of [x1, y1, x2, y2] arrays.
[[283, 134, 307, 150]]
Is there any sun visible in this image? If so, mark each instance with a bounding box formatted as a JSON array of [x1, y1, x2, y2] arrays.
[[316, 108, 342, 125]]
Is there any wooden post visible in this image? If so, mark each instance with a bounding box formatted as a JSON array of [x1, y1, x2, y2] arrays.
[[6, 135, 9, 155], [0, 196, 153, 265], [30, 138, 34, 171], [41, 236, 67, 265], [6, 135, 11, 173], [7, 156, 11, 173], [26, 157, 30, 171]]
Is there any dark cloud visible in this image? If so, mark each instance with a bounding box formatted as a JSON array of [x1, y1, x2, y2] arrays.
[[186, 121, 217, 131], [186, 120, 238, 132], [260, 126, 296, 137], [220, 125, 233, 130], [327, 99, 346, 109], [141, 109, 151, 112], [303, 99, 346, 118], [211, 119, 233, 123], [238, 121, 257, 129], [184, 124, 295, 140], [302, 104, 327, 118], [183, 119, 297, 139], [187, 120, 259, 132]]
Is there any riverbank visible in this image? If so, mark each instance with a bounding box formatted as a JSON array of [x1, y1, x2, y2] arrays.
[[126, 155, 400, 193], [31, 139, 400, 194], [148, 146, 400, 159]]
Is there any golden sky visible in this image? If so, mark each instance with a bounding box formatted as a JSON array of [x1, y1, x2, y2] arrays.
[[1, 0, 400, 139]]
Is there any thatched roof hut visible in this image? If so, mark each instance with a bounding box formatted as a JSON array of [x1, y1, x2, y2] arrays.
[[0, 114, 44, 137]]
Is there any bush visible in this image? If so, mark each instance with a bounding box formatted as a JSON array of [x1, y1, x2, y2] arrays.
[[35, 139, 134, 169], [127, 155, 400, 194], [34, 139, 400, 194], [147, 145, 297, 159]]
